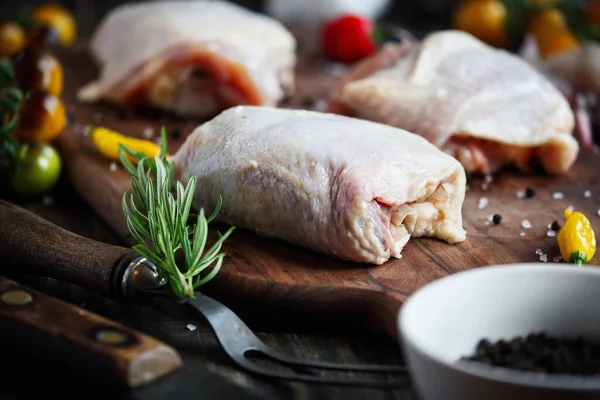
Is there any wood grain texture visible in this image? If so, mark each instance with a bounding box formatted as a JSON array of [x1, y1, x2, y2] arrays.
[[55, 37, 600, 342], [0, 276, 183, 388]]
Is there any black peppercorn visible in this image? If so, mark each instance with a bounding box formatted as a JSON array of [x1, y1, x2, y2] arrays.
[[525, 187, 536, 198], [493, 214, 502, 225]]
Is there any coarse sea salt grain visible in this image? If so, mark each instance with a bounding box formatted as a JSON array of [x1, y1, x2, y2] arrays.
[[516, 190, 526, 199], [186, 324, 197, 332], [521, 219, 532, 229], [585, 190, 592, 198], [535, 249, 547, 262], [109, 162, 118, 172], [143, 126, 154, 139], [478, 197, 489, 210], [553, 256, 562, 263], [547, 230, 557, 237], [567, 205, 574, 212], [520, 232, 526, 237], [553, 192, 564, 200]]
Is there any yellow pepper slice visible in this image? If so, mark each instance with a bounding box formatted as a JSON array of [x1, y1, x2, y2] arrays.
[[557, 209, 596, 266], [87, 125, 162, 164]]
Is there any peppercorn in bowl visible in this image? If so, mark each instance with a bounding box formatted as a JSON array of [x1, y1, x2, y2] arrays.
[[398, 263, 600, 400]]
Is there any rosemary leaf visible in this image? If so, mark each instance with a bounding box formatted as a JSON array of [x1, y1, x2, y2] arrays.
[[194, 255, 225, 287], [207, 195, 222, 224], [190, 209, 209, 267], [182, 226, 193, 269]]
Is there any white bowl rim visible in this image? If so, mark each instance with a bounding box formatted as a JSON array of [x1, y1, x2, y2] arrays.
[[398, 262, 600, 391]]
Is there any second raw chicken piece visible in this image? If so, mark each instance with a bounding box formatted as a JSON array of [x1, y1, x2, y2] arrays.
[[78, 1, 296, 118], [327, 30, 579, 175], [172, 106, 467, 265]]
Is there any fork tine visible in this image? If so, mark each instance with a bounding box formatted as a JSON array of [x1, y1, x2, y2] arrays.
[[187, 294, 408, 378], [236, 356, 409, 388], [254, 349, 407, 373]]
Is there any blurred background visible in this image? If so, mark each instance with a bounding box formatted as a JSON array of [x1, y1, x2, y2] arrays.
[[3, 0, 466, 39], [0, 0, 592, 48]]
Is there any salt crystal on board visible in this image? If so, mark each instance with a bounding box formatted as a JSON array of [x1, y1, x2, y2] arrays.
[[143, 126, 154, 139], [521, 219, 532, 229], [547, 230, 557, 237], [585, 190, 592, 198], [186, 324, 197, 331], [553, 192, 564, 200], [478, 197, 489, 210], [540, 254, 548, 262], [109, 162, 118, 172]]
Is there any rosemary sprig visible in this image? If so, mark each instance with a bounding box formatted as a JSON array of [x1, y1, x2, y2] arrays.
[[119, 127, 235, 298]]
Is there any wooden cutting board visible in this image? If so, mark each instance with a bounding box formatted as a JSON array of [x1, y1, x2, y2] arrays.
[[55, 42, 600, 340]]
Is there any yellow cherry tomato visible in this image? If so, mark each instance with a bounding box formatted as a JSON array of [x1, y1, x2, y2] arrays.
[[14, 48, 64, 97], [13, 91, 67, 143], [29, 4, 77, 46], [0, 21, 26, 58], [536, 26, 580, 59], [453, 0, 508, 48], [587, 0, 600, 26], [527, 8, 566, 42]]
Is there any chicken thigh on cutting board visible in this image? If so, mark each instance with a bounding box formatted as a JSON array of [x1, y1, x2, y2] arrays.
[[327, 30, 579, 176], [78, 1, 296, 119], [171, 106, 467, 265]]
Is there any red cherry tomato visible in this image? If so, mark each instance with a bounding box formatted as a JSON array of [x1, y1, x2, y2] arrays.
[[322, 14, 376, 63]]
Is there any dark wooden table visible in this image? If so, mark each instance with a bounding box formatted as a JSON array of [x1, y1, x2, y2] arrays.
[[0, 176, 418, 399]]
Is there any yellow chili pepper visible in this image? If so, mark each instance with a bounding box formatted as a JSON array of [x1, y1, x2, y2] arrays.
[[87, 125, 162, 164], [557, 208, 596, 266]]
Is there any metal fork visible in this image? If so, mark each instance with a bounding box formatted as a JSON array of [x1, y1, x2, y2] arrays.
[[183, 293, 409, 388], [126, 259, 408, 387]]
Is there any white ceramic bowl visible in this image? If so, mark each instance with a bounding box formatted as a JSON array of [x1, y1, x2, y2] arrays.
[[398, 263, 600, 400]]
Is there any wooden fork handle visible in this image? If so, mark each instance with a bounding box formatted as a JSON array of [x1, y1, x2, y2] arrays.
[[0, 199, 136, 297]]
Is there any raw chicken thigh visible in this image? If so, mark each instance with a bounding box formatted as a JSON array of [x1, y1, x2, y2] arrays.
[[171, 106, 467, 265], [78, 1, 296, 118], [328, 30, 579, 175]]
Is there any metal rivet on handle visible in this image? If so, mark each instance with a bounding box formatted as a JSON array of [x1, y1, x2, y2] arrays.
[[95, 328, 129, 345], [1, 290, 33, 305]]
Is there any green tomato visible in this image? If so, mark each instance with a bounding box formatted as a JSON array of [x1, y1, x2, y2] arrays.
[[9, 142, 62, 197]]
